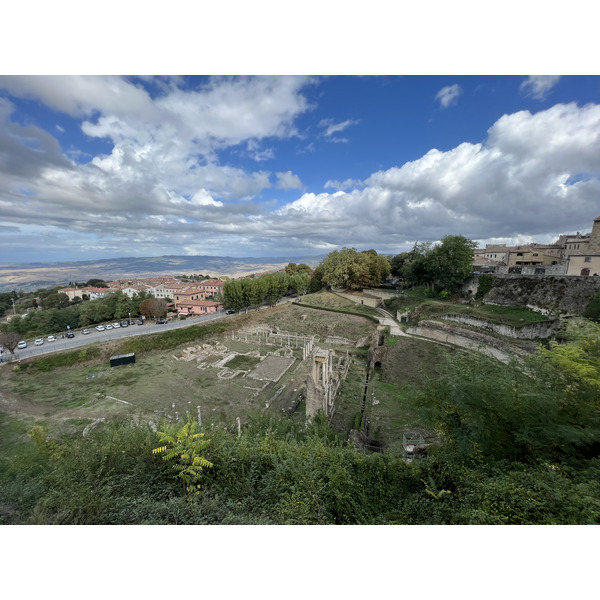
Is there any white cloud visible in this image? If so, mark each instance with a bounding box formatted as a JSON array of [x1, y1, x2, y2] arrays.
[[324, 178, 364, 191], [319, 118, 359, 138], [246, 140, 275, 162], [520, 75, 561, 100], [271, 102, 600, 252], [275, 171, 303, 190], [2, 75, 599, 260], [435, 84, 462, 108]]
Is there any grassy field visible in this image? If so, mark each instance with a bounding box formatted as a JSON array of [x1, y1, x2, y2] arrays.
[[297, 290, 381, 318], [386, 288, 549, 327], [0, 297, 454, 453]]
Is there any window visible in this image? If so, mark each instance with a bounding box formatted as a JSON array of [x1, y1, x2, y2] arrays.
[[585, 257, 592, 262], [533, 253, 538, 257], [516, 252, 523, 256]]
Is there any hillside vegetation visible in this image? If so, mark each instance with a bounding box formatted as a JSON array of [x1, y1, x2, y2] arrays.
[[2, 282, 600, 524]]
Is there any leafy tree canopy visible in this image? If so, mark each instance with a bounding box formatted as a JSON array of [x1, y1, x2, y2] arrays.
[[402, 235, 477, 290], [320, 248, 390, 289]]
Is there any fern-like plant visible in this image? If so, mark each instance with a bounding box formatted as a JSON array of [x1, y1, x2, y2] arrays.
[[153, 418, 213, 499]]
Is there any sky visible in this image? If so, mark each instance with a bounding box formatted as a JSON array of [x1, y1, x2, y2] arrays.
[[1, 74, 599, 263], [1, 5, 599, 266]]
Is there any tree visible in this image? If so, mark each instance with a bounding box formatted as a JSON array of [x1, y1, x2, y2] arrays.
[[40, 292, 70, 310], [139, 298, 167, 319], [429, 235, 478, 290], [114, 294, 133, 319], [361, 249, 391, 287], [584, 292, 600, 322], [291, 271, 310, 295], [286, 262, 311, 276], [320, 247, 389, 290], [402, 236, 477, 290], [401, 242, 435, 287], [309, 265, 325, 293], [223, 280, 245, 311], [0, 332, 22, 358], [389, 252, 411, 278], [86, 279, 108, 288]]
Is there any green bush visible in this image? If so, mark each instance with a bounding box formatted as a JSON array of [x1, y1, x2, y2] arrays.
[[583, 292, 600, 322], [475, 274, 494, 300]]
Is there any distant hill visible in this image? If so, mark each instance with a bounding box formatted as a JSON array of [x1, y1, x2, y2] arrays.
[[0, 254, 326, 293]]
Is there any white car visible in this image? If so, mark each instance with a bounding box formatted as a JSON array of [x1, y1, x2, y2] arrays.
[[105, 324, 113, 330], [35, 338, 44, 346], [82, 329, 90, 335], [17, 341, 27, 349], [47, 335, 56, 342], [112, 322, 120, 328], [95, 325, 105, 331]]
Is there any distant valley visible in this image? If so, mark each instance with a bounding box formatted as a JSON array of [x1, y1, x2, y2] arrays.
[[0, 254, 325, 292]]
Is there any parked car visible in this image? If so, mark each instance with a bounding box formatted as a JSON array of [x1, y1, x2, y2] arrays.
[[66, 331, 75, 338], [112, 322, 120, 328], [35, 338, 44, 346], [105, 324, 113, 330], [225, 309, 235, 314], [95, 325, 105, 331], [17, 341, 27, 349], [82, 329, 90, 335], [156, 319, 168, 324], [47, 335, 56, 342], [137, 319, 144, 325]]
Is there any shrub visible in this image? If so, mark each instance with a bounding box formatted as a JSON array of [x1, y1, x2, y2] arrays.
[[583, 292, 600, 322], [475, 274, 494, 300]]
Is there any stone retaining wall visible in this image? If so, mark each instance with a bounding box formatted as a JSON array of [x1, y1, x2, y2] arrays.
[[439, 314, 561, 339], [406, 320, 530, 364], [463, 274, 600, 315]]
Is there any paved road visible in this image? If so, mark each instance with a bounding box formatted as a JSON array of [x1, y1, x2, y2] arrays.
[[1, 295, 301, 364], [2, 312, 229, 363]]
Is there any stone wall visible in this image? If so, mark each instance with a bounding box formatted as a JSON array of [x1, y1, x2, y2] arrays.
[[439, 314, 561, 339], [362, 288, 397, 300], [406, 320, 530, 364], [462, 274, 600, 316], [520, 262, 568, 276]]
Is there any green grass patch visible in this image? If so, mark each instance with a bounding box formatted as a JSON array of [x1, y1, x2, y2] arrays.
[[410, 300, 549, 328], [57, 395, 90, 408], [0, 413, 30, 453], [292, 301, 380, 323], [117, 320, 229, 354], [226, 354, 261, 370], [31, 346, 101, 372]]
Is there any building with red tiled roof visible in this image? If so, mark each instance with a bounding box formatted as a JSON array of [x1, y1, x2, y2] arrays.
[[175, 299, 223, 316]]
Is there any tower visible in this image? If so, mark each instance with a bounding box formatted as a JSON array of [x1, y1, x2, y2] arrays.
[[589, 216, 600, 253]]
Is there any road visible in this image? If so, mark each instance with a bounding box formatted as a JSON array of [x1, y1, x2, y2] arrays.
[[1, 297, 298, 364], [2, 312, 228, 363]]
